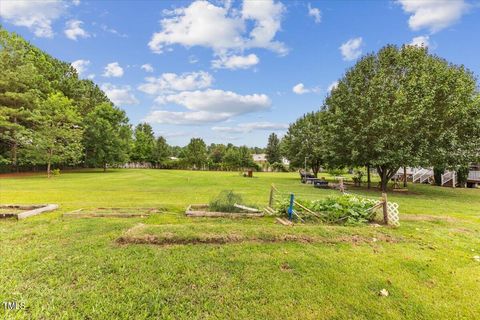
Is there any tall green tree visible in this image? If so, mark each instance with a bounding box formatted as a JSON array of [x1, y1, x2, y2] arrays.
[[84, 103, 131, 171], [282, 112, 326, 177], [153, 136, 170, 166], [324, 45, 480, 191], [27, 92, 83, 177], [185, 138, 207, 169], [131, 123, 155, 163], [265, 132, 281, 164]]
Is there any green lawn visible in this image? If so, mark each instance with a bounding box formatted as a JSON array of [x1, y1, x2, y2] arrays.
[[1, 169, 479, 319]]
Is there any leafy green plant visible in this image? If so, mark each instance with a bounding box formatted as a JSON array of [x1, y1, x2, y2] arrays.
[[352, 169, 364, 186], [209, 190, 244, 213], [52, 168, 61, 176], [271, 162, 288, 172], [276, 194, 375, 225]]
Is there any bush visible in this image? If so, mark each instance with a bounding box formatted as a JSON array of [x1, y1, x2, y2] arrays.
[[52, 168, 61, 176], [271, 162, 288, 172], [456, 166, 470, 187], [352, 169, 364, 186], [209, 190, 244, 212], [276, 194, 376, 225], [326, 168, 347, 176]]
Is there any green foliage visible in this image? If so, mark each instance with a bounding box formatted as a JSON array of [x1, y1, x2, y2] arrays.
[[271, 162, 288, 172], [352, 169, 364, 186], [185, 137, 207, 169], [131, 123, 155, 163], [282, 112, 326, 177], [52, 168, 61, 176], [153, 136, 170, 166], [26, 92, 83, 176], [0, 28, 113, 173], [84, 103, 131, 169], [324, 44, 480, 191], [266, 132, 281, 164], [209, 190, 244, 213], [456, 165, 470, 187], [277, 194, 376, 225]]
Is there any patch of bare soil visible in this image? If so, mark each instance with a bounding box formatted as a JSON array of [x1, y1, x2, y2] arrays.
[[0, 172, 39, 179], [116, 232, 401, 246]]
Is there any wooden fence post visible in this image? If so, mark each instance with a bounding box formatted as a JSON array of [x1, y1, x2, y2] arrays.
[[269, 184, 274, 207], [382, 192, 389, 224]]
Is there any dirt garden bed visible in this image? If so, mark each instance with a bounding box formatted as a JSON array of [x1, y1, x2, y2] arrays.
[[63, 207, 162, 218], [0, 204, 59, 219], [185, 204, 264, 218]]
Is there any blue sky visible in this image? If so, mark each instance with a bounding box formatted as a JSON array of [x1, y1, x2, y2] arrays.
[[1, 0, 479, 146]]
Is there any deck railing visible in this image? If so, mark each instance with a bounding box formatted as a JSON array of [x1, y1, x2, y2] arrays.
[[468, 171, 480, 181]]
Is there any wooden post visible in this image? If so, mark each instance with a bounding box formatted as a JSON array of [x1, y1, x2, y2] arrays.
[[403, 166, 407, 188], [269, 184, 274, 207], [339, 178, 345, 193], [367, 165, 371, 189], [382, 193, 389, 225]]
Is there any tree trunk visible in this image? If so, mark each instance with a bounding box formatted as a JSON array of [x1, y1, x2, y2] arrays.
[[12, 116, 18, 172], [403, 166, 407, 188], [47, 160, 51, 178], [367, 165, 371, 189], [312, 163, 320, 178], [103, 163, 107, 172], [377, 165, 400, 193]]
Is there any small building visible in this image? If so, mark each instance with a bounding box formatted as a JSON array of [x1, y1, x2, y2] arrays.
[[252, 154, 267, 164]]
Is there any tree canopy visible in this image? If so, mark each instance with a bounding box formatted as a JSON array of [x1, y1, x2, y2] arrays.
[[282, 111, 327, 177], [323, 45, 480, 191]]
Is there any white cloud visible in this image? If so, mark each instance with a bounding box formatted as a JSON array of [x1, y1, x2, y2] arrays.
[[72, 0, 81, 5], [212, 54, 259, 70], [101, 83, 139, 106], [141, 64, 154, 73], [0, 0, 65, 38], [138, 71, 213, 95], [410, 35, 430, 47], [145, 110, 232, 125], [308, 3, 321, 23], [241, 0, 287, 54], [292, 83, 320, 95], [397, 0, 470, 33], [212, 122, 288, 133], [340, 37, 363, 61], [327, 81, 339, 92], [146, 89, 271, 125], [148, 0, 287, 56], [71, 59, 90, 76], [103, 62, 124, 77], [87, 74, 95, 79], [64, 19, 90, 40]]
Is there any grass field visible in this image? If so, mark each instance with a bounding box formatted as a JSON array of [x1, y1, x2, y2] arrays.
[[1, 169, 479, 319]]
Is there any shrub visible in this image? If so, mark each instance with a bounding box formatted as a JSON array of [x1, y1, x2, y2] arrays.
[[52, 168, 61, 176], [209, 190, 244, 212], [352, 169, 364, 186], [271, 162, 288, 172]]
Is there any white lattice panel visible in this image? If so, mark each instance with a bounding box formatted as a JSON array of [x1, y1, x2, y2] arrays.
[[386, 202, 400, 226]]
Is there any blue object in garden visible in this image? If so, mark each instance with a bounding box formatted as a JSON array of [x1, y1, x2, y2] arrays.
[[288, 193, 294, 220]]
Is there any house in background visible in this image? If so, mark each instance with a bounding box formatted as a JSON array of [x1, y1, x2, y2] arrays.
[[252, 154, 267, 164]]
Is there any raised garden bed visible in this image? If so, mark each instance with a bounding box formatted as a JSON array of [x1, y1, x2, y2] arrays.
[[63, 207, 161, 218], [0, 204, 59, 220], [185, 204, 264, 218]]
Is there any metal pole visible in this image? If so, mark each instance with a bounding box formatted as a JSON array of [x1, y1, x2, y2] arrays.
[[288, 193, 294, 221]]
